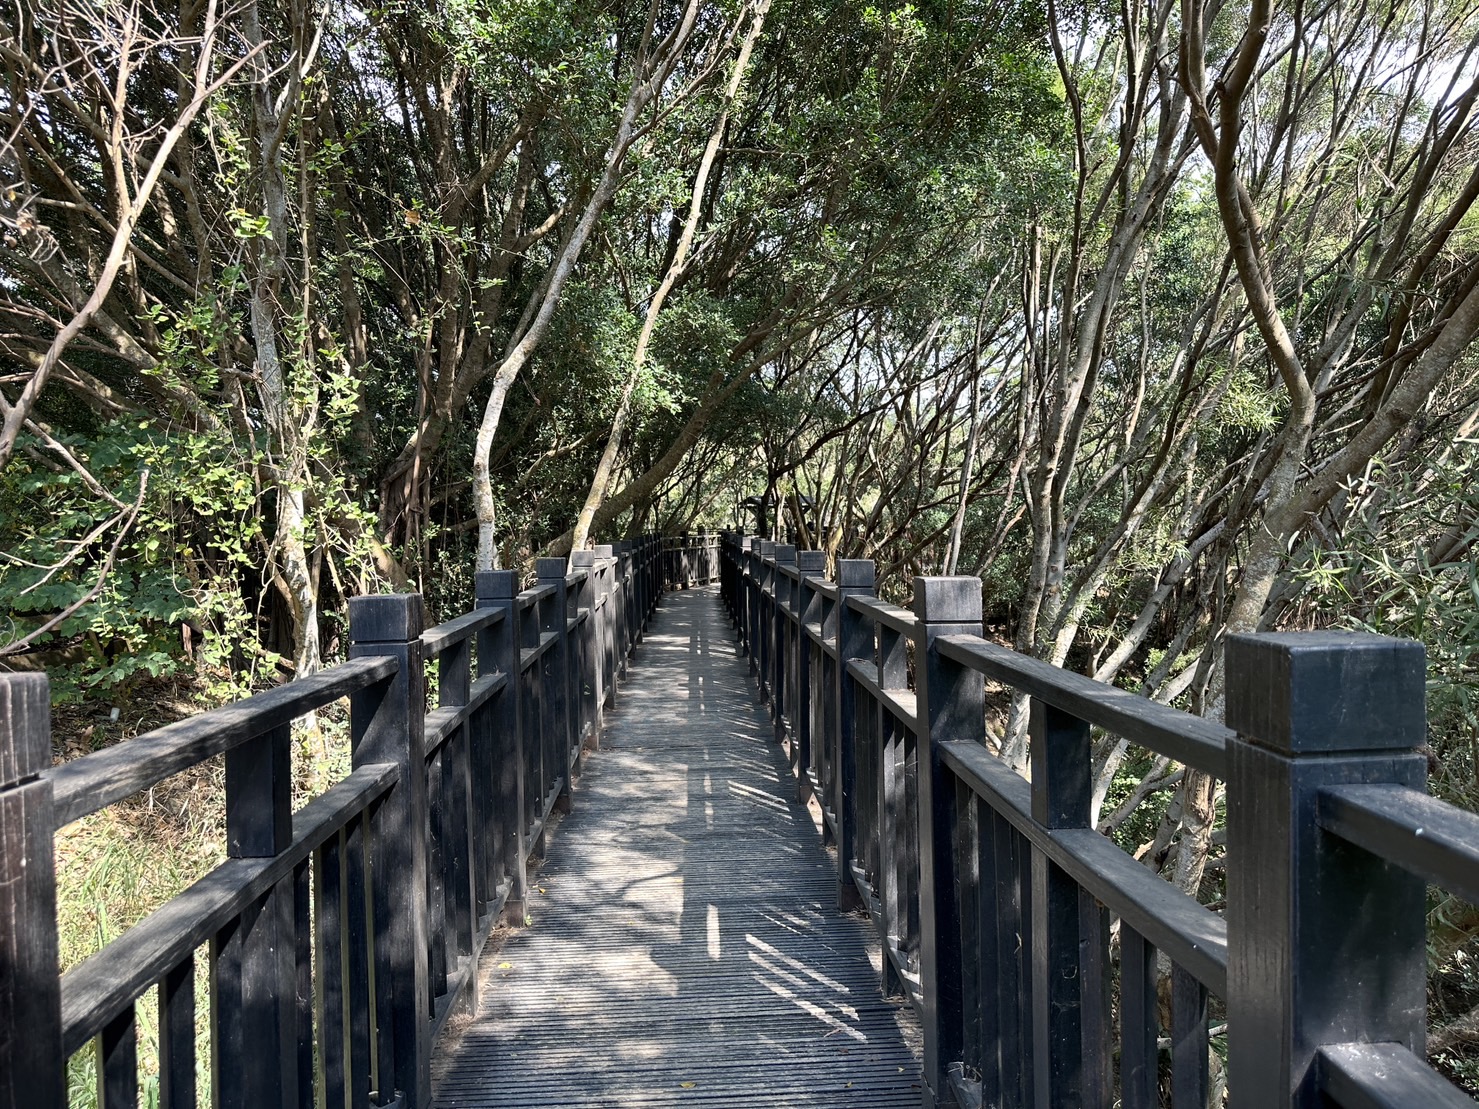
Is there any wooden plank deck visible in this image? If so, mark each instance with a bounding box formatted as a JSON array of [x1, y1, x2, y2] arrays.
[[431, 585, 922, 1107]]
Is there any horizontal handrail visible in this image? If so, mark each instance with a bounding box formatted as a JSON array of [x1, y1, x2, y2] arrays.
[[45, 655, 399, 827], [845, 593, 918, 637], [937, 633, 1231, 778], [517, 583, 556, 609], [846, 658, 919, 734], [520, 630, 559, 671], [425, 671, 508, 757], [1319, 784, 1479, 905], [421, 606, 504, 657], [1318, 1042, 1471, 1108]]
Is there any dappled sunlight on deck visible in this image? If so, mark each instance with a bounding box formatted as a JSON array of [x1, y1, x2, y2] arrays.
[[431, 587, 921, 1107]]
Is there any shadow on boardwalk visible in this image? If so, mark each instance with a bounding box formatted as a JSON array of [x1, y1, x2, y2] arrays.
[[431, 586, 922, 1107]]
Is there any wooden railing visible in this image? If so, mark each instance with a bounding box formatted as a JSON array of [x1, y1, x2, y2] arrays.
[[0, 536, 682, 1109], [723, 531, 1479, 1109]]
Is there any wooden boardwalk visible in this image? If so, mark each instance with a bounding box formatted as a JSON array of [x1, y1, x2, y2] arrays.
[[431, 586, 922, 1107]]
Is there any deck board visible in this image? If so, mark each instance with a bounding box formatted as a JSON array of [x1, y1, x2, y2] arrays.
[[431, 586, 922, 1107]]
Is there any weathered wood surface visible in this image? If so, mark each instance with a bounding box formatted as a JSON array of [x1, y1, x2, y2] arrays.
[[432, 586, 922, 1107]]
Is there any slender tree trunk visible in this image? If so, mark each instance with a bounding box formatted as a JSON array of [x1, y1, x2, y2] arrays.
[[473, 0, 704, 569], [570, 0, 771, 552]]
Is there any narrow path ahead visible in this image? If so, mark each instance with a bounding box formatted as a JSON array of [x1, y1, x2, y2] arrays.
[[431, 586, 922, 1107]]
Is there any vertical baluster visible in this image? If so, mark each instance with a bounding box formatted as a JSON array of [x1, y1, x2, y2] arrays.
[[902, 712, 921, 971], [315, 834, 347, 1109], [159, 954, 196, 1109], [1080, 890, 1112, 1109], [758, 540, 774, 703], [425, 747, 447, 998], [975, 811, 1003, 1103], [1012, 820, 1036, 1108], [98, 1005, 137, 1109], [571, 551, 599, 750], [1224, 633, 1427, 1109], [293, 859, 314, 1109], [519, 589, 543, 859], [438, 627, 475, 969], [877, 618, 906, 993], [747, 538, 764, 677], [912, 576, 983, 1109], [957, 783, 982, 1081], [1119, 924, 1158, 1109], [0, 673, 63, 1109], [593, 546, 615, 712], [344, 813, 374, 1107], [348, 593, 430, 1107], [537, 559, 573, 811], [834, 559, 874, 912], [819, 587, 838, 842], [796, 552, 826, 800], [1171, 964, 1209, 1107], [476, 571, 523, 921], [771, 544, 796, 740], [1028, 697, 1092, 1108]]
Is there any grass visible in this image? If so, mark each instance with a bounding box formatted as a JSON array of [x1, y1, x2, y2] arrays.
[[51, 675, 353, 1108]]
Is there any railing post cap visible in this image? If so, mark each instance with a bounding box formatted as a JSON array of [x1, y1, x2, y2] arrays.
[[1225, 631, 1426, 754], [535, 556, 567, 580], [913, 576, 983, 623], [748, 537, 763, 553], [571, 550, 595, 568], [349, 592, 424, 643], [594, 544, 614, 558], [797, 551, 827, 574], [0, 672, 51, 785], [475, 569, 518, 600], [837, 559, 875, 590], [774, 544, 797, 563], [760, 540, 776, 558]]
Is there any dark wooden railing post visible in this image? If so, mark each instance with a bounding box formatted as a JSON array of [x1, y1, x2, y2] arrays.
[[571, 550, 600, 747], [751, 538, 763, 677], [759, 540, 777, 701], [795, 551, 827, 798], [537, 558, 574, 813], [593, 544, 616, 710], [913, 577, 983, 1109], [771, 544, 796, 740], [617, 541, 634, 672], [0, 674, 63, 1109], [476, 570, 527, 925], [1026, 658, 1095, 1108], [834, 558, 874, 912], [1225, 632, 1428, 1108], [348, 593, 431, 1108], [743, 537, 759, 661]]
